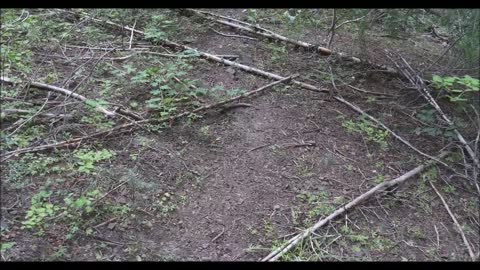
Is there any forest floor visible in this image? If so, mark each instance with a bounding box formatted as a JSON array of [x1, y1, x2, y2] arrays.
[[1, 9, 479, 261]]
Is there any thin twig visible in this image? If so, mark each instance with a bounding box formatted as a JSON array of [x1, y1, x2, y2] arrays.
[[7, 92, 52, 137], [327, 9, 337, 49], [128, 19, 137, 50], [92, 180, 128, 205], [429, 180, 476, 261], [334, 12, 370, 31]]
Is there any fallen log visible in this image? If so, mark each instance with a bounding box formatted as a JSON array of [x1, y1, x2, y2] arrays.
[[262, 150, 450, 261]]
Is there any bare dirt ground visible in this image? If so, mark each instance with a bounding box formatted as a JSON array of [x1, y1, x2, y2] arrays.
[[1, 9, 479, 261]]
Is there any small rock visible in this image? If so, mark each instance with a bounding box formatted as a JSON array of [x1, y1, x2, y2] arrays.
[[144, 221, 153, 229], [117, 196, 127, 204], [274, 205, 281, 210], [226, 67, 236, 75], [201, 243, 209, 249], [107, 222, 116, 230]]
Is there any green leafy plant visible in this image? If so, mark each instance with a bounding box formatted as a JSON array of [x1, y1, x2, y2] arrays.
[[74, 149, 114, 174], [62, 189, 102, 240], [342, 117, 390, 150], [431, 75, 479, 103], [144, 14, 177, 42], [373, 174, 385, 184], [81, 99, 115, 130], [131, 60, 199, 119], [1, 242, 16, 253], [22, 190, 60, 234], [414, 108, 456, 139], [245, 9, 259, 24], [297, 191, 334, 225], [266, 43, 288, 65]]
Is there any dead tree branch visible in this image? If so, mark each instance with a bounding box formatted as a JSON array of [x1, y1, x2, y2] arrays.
[[1, 76, 115, 117], [187, 9, 401, 74], [262, 150, 450, 261]]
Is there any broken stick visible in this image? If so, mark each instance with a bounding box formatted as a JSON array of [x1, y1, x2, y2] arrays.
[[1, 76, 115, 117]]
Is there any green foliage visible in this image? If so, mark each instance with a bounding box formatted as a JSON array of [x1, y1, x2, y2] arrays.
[[437, 9, 480, 65], [22, 190, 60, 233], [414, 108, 456, 139], [342, 117, 389, 150], [297, 191, 334, 225], [63, 189, 101, 215], [431, 75, 479, 103], [74, 149, 114, 174], [131, 59, 199, 119], [1, 242, 16, 253], [62, 189, 102, 240], [81, 99, 115, 130], [144, 14, 177, 42], [382, 9, 425, 37], [4, 153, 65, 188], [245, 9, 259, 24], [373, 174, 385, 184], [1, 125, 45, 150], [266, 43, 288, 65]]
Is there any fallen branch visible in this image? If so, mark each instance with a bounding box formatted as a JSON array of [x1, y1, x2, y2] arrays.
[[2, 109, 72, 118], [1, 76, 115, 117], [429, 180, 476, 261], [281, 141, 316, 149], [262, 150, 450, 261], [1, 76, 296, 160], [188, 9, 332, 55], [188, 9, 400, 74], [334, 12, 370, 31]]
